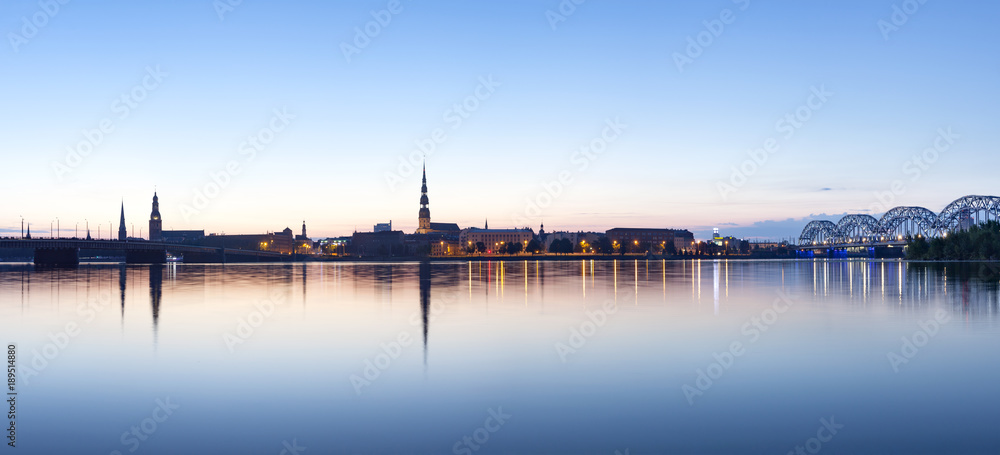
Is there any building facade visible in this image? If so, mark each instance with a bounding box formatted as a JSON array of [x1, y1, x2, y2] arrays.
[[542, 231, 602, 251], [460, 228, 535, 252], [605, 228, 695, 253], [199, 228, 295, 254]]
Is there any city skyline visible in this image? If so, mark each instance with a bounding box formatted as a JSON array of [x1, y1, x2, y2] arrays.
[[3, 1, 998, 240]]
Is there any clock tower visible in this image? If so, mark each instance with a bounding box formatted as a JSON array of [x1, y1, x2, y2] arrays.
[[149, 192, 162, 241]]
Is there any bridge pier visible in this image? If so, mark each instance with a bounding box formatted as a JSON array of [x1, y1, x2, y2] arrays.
[[125, 249, 167, 264], [34, 248, 79, 267]]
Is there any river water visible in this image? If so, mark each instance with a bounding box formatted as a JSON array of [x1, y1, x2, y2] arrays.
[[2, 259, 999, 454]]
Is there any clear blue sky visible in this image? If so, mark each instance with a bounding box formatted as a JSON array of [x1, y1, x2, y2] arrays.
[[2, 0, 997, 240]]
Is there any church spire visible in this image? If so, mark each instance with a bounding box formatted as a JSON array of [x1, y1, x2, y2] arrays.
[[118, 201, 127, 241], [421, 161, 428, 193], [417, 160, 431, 233]]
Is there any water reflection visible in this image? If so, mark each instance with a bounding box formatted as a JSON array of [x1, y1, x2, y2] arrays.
[[420, 260, 430, 365], [150, 263, 163, 346], [3, 259, 999, 329], [3, 259, 1000, 453]]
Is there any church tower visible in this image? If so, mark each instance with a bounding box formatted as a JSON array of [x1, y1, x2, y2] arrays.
[[417, 162, 431, 234], [149, 192, 162, 241], [118, 202, 127, 241]]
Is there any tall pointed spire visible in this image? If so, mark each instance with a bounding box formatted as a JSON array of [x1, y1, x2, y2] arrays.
[[118, 201, 127, 241], [417, 159, 431, 233], [485, 219, 488, 230]]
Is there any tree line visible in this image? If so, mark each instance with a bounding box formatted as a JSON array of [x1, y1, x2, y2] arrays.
[[907, 221, 1000, 260]]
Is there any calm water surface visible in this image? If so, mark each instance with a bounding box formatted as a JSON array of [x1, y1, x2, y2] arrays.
[[2, 260, 999, 454]]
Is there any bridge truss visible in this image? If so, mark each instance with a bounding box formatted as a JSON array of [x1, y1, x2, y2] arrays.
[[798, 195, 1000, 246]]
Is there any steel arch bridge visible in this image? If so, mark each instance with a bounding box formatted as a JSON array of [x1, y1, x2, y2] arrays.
[[798, 195, 1000, 247]]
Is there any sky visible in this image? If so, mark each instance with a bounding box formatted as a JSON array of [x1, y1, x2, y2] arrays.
[[1, 0, 998, 240]]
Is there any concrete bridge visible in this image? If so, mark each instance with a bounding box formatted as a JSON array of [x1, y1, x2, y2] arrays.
[[0, 238, 288, 266]]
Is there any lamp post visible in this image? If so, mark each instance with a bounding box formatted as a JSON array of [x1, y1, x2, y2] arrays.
[[75, 222, 78, 239], [50, 220, 53, 239], [56, 218, 60, 239], [20, 215, 23, 239]]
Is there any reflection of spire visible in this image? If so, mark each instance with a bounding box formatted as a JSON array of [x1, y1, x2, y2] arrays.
[[419, 260, 431, 366], [149, 264, 163, 348], [118, 264, 127, 325]]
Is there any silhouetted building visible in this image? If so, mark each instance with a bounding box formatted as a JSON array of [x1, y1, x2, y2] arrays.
[[149, 192, 162, 241], [295, 221, 312, 254], [319, 236, 351, 255], [118, 202, 127, 241], [200, 228, 295, 254], [606, 228, 694, 252], [352, 231, 405, 257], [415, 162, 461, 235], [417, 163, 431, 233], [374, 221, 392, 233]]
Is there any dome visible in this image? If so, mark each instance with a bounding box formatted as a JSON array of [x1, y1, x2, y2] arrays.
[[420, 194, 429, 205], [419, 208, 430, 218]]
